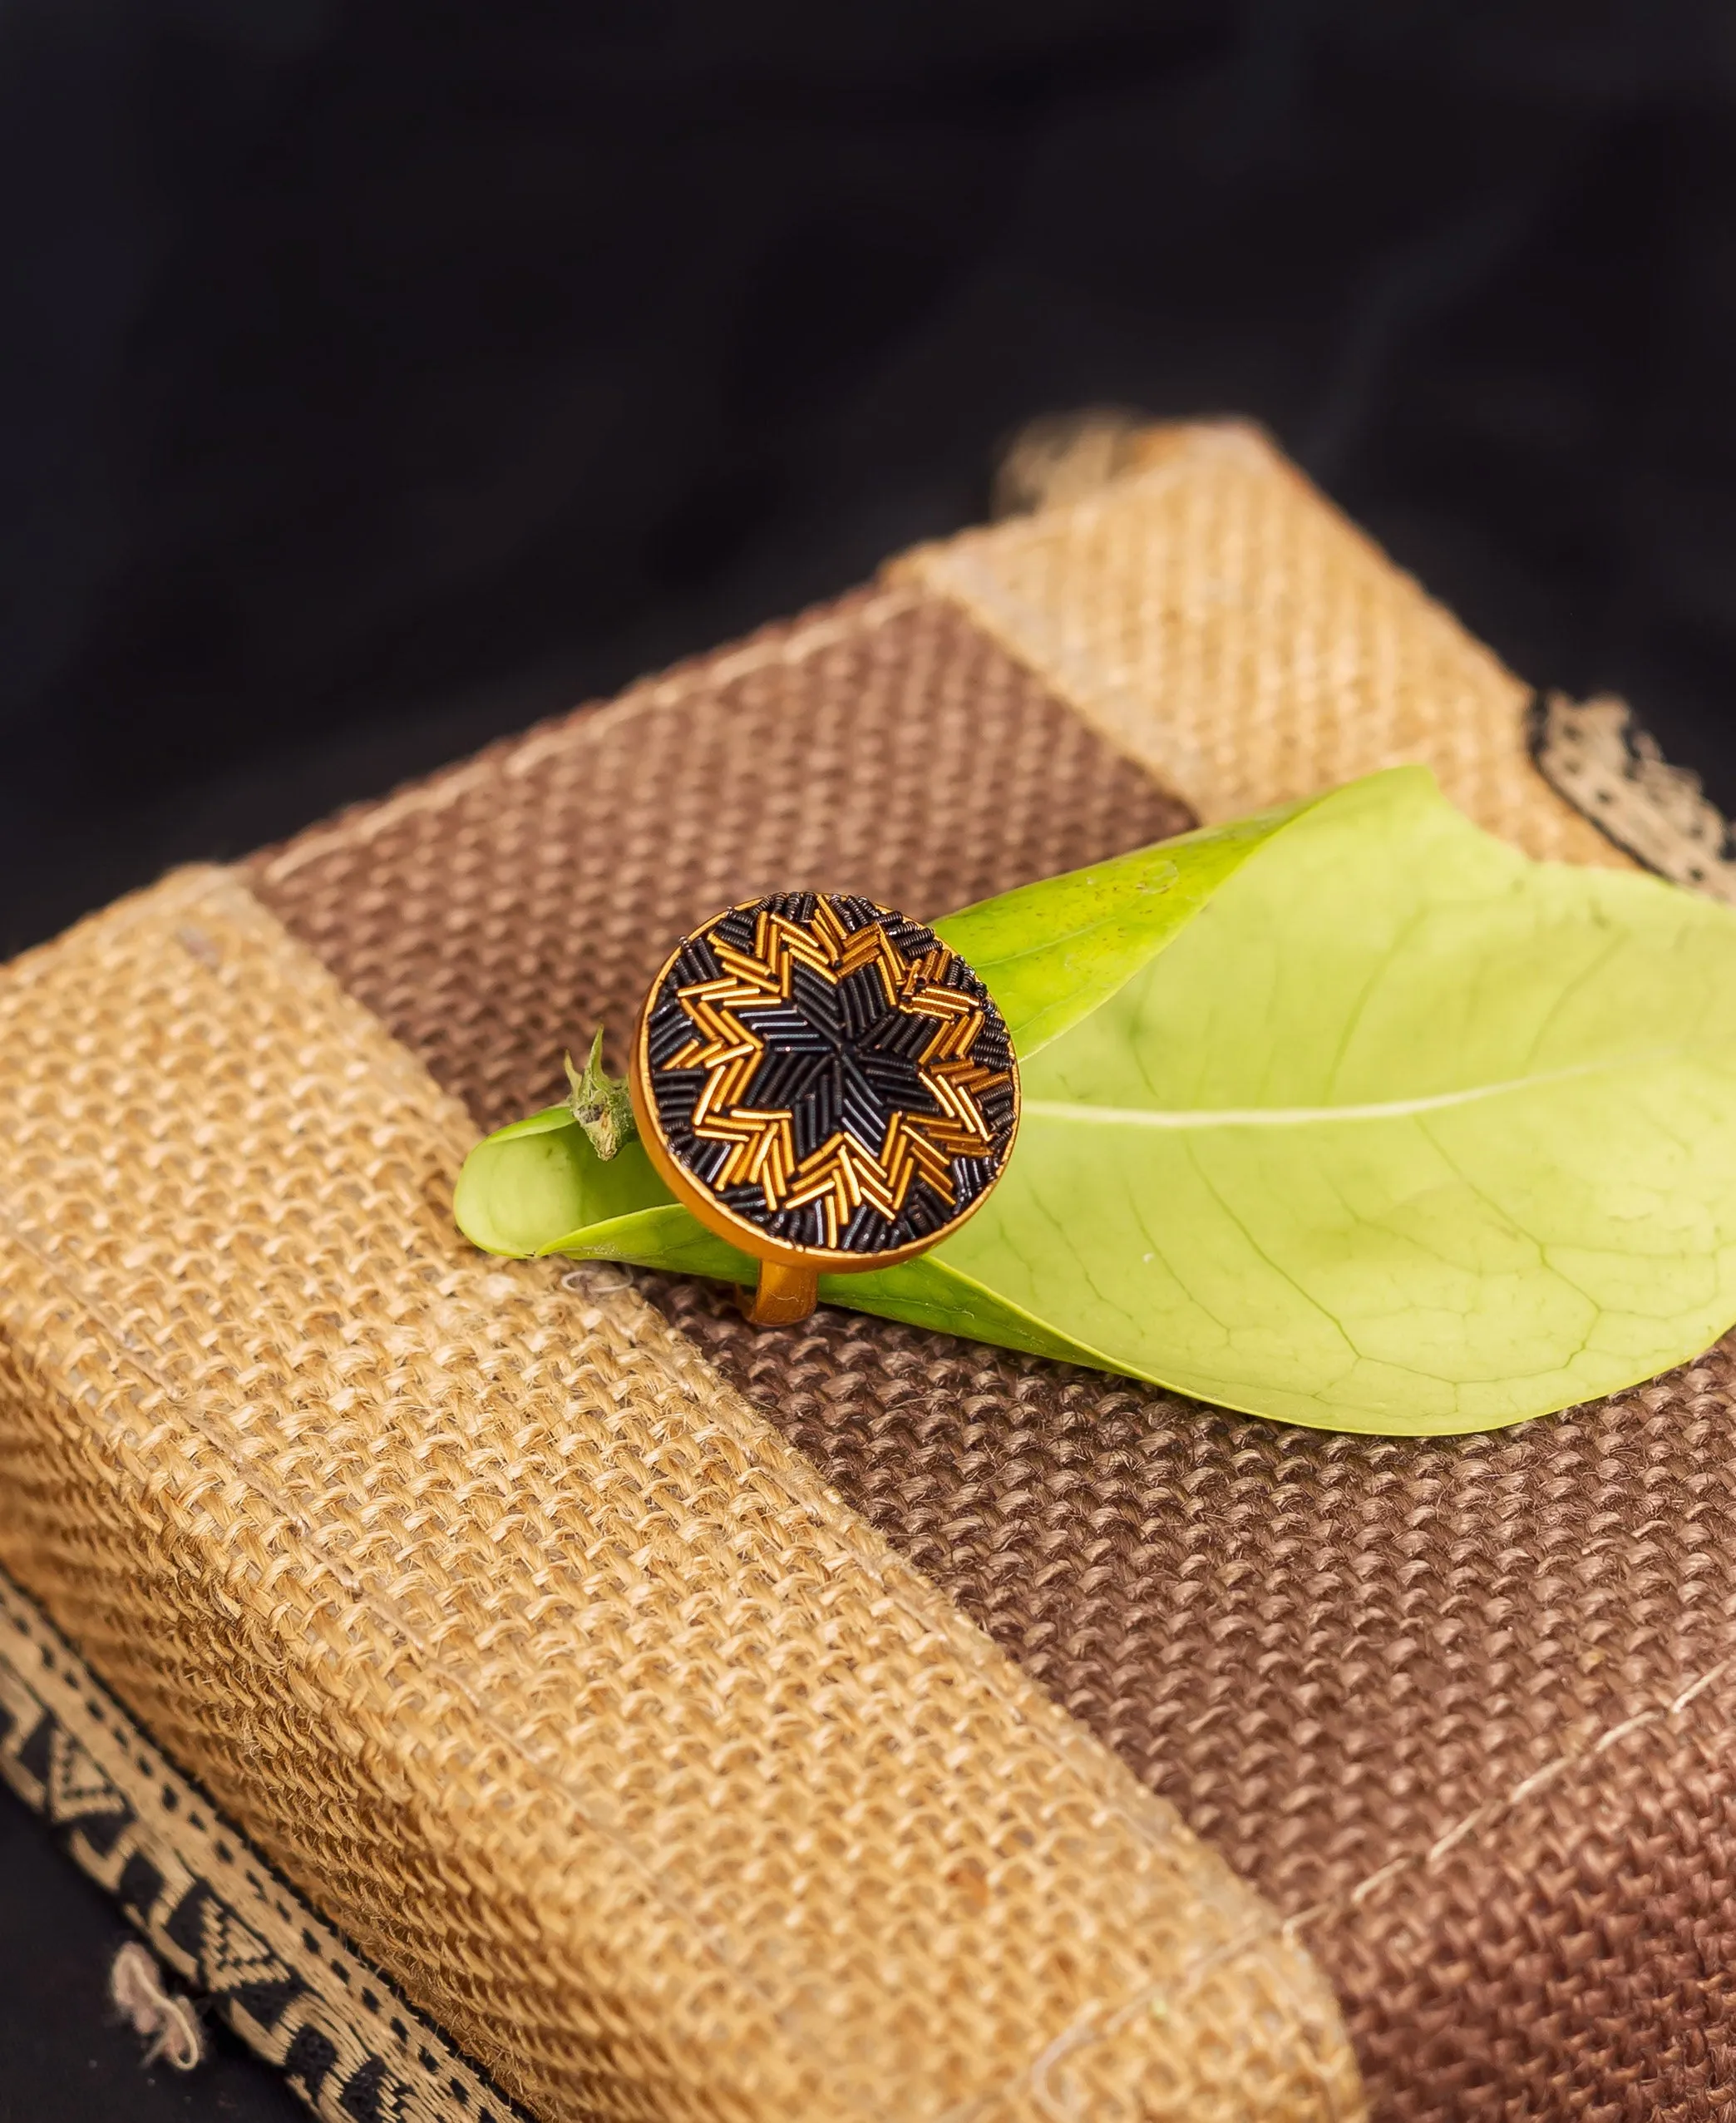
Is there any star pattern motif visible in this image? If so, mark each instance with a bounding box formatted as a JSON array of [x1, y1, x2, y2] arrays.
[[644, 894, 1017, 1254]]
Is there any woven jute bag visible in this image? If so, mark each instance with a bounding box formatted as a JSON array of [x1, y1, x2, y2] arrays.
[[4, 422, 1731, 2123]]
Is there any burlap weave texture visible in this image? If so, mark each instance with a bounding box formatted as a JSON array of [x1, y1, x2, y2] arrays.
[[900, 421, 1630, 869], [653, 1286, 1736, 2122], [259, 586, 1194, 1130], [249, 427, 1736, 2121], [0, 1569, 515, 2123], [0, 866, 1359, 2123]]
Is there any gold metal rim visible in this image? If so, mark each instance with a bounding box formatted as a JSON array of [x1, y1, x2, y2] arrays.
[[628, 899, 1020, 1282]]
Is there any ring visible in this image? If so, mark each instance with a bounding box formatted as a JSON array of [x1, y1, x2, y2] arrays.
[[629, 892, 1020, 1325]]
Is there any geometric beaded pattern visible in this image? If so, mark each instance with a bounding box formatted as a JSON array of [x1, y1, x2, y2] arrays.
[[642, 893, 1017, 1256]]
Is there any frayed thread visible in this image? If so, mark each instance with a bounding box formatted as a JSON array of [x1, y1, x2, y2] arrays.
[[110, 1942, 205, 2071]]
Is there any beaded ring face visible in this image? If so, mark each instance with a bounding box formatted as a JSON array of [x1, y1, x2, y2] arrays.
[[629, 893, 1019, 1323]]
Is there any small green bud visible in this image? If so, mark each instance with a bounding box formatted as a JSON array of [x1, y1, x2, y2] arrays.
[[564, 1028, 637, 1162]]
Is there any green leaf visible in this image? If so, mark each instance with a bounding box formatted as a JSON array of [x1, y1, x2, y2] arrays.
[[451, 792, 1304, 1278], [452, 765, 1736, 1435], [821, 1252, 1117, 1368], [541, 1201, 753, 1280], [453, 1115, 670, 1257], [931, 794, 1319, 1056], [934, 766, 1736, 1432]]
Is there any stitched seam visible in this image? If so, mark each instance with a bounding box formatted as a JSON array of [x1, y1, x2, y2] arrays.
[[943, 1903, 1356, 2123], [1280, 1653, 1736, 1947]]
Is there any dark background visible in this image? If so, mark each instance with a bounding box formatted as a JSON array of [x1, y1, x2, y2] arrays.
[[5, 0, 1736, 2112]]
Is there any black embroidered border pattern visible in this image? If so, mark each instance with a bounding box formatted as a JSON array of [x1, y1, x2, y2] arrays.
[[644, 893, 1017, 1254], [0, 1566, 524, 2123], [1527, 690, 1736, 906]]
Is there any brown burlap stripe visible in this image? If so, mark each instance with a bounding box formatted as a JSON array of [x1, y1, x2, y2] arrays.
[[1288, 1661, 1736, 2118], [250, 432, 1736, 2123], [0, 866, 1359, 2123], [653, 1284, 1736, 2122], [254, 585, 1194, 1132]]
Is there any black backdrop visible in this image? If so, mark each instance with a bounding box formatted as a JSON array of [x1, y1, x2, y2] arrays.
[[7, 0, 1736, 961], [4, 1, 1736, 2112]]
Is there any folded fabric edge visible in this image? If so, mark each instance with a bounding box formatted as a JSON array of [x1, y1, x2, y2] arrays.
[[0, 1558, 526, 2123]]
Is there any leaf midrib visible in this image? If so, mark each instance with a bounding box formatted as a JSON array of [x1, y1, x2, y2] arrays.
[[1022, 1048, 1683, 1130]]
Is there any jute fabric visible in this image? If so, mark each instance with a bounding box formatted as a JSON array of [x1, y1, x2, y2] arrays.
[[256, 587, 1193, 1128], [249, 432, 1736, 2121], [0, 1565, 520, 2122], [654, 1282, 1736, 2123], [0, 866, 1360, 2123], [898, 421, 1631, 868]]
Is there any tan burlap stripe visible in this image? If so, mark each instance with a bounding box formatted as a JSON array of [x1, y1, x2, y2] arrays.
[[895, 419, 1633, 868], [0, 1564, 521, 2122], [0, 867, 1362, 2123]]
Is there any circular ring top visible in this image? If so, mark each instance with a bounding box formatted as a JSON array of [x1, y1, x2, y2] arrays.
[[629, 892, 1019, 1272]]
